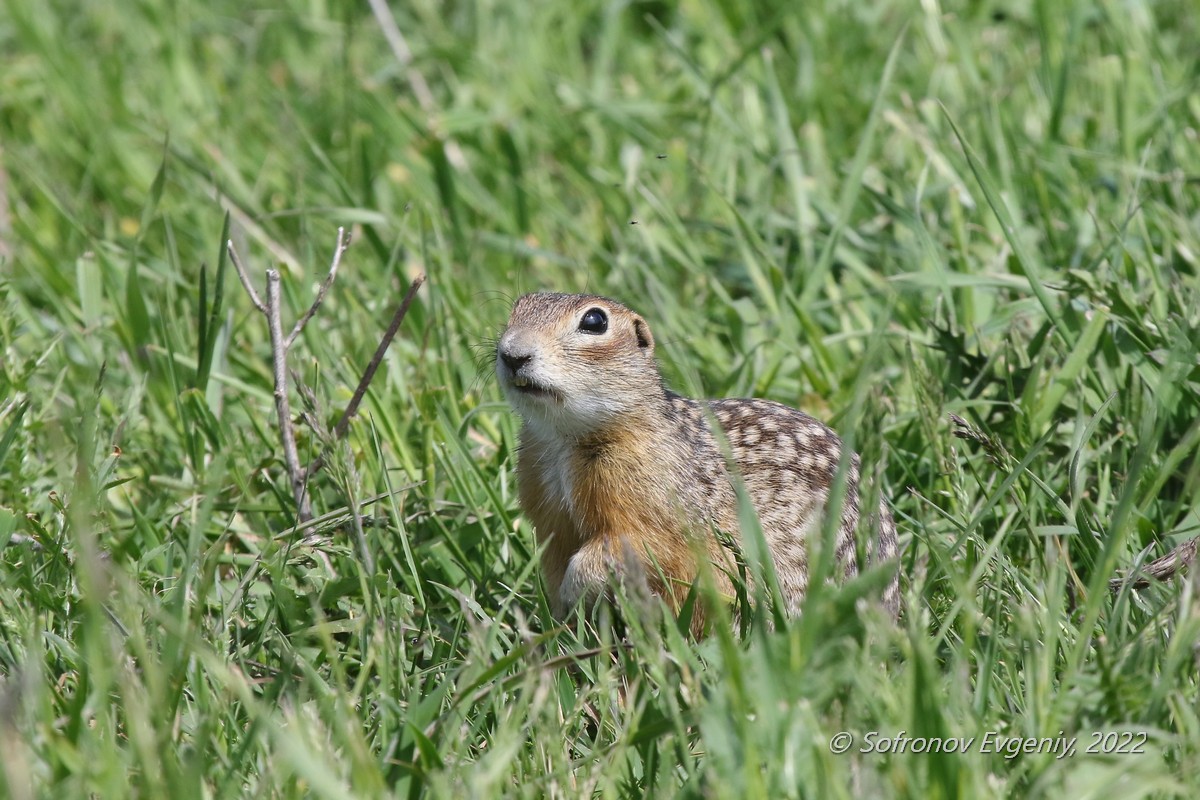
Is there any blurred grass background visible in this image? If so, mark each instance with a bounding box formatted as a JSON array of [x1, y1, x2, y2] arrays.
[[2, 0, 1199, 796]]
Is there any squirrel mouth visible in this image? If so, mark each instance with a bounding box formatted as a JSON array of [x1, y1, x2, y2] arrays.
[[509, 375, 558, 401]]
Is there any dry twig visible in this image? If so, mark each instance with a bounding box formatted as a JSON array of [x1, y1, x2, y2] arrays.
[[306, 272, 426, 479], [264, 269, 310, 520], [231, 227, 424, 532], [227, 242, 266, 313], [366, 0, 467, 170], [286, 229, 348, 348], [1110, 535, 1198, 591]]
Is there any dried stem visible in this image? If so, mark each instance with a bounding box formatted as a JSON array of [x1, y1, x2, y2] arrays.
[[230, 230, 425, 531], [306, 273, 426, 478], [366, 0, 467, 170], [335, 273, 425, 440], [266, 270, 312, 522], [228, 241, 266, 313], [365, 0, 434, 110], [1110, 535, 1198, 591], [286, 227, 349, 349]]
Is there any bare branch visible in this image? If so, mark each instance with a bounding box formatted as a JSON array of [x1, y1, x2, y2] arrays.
[[286, 227, 349, 349], [366, 0, 434, 110], [266, 269, 312, 522], [366, 0, 467, 170], [228, 241, 266, 313], [232, 228, 421, 530], [1110, 535, 1198, 591], [306, 273, 426, 478], [334, 273, 426, 441]]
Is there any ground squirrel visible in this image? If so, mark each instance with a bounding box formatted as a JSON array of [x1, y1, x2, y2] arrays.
[[496, 292, 900, 630]]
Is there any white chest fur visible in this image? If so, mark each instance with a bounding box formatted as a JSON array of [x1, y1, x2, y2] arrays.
[[538, 446, 575, 516]]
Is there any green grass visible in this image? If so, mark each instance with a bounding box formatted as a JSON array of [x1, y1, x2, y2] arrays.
[[2, 0, 1200, 796]]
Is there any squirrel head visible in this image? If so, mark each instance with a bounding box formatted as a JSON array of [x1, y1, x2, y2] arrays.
[[496, 293, 661, 439]]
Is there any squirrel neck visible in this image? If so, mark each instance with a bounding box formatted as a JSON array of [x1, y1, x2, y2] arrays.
[[518, 386, 688, 537], [563, 386, 678, 454]]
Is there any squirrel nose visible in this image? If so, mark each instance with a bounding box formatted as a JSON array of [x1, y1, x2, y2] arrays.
[[499, 350, 532, 373]]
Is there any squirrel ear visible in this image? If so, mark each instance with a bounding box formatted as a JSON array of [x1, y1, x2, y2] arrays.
[[632, 317, 654, 351]]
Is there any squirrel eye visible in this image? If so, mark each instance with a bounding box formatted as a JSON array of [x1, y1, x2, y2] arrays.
[[578, 308, 608, 334]]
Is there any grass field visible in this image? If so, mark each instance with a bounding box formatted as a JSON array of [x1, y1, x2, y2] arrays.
[[2, 0, 1200, 796]]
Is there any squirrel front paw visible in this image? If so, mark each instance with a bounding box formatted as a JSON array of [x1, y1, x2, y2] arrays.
[[557, 537, 652, 613]]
